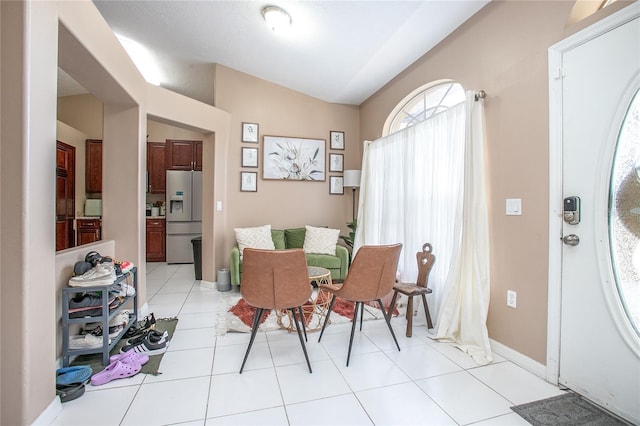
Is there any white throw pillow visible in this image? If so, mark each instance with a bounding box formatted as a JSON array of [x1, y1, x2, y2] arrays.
[[303, 225, 340, 255], [234, 225, 275, 258]]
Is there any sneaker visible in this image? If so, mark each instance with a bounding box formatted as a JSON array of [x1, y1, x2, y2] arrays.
[[110, 311, 131, 328], [112, 282, 135, 297], [126, 329, 168, 346], [86, 324, 123, 339], [124, 313, 156, 339], [114, 260, 134, 275], [68, 293, 104, 309], [68, 264, 117, 287], [68, 334, 111, 349], [120, 334, 167, 356]]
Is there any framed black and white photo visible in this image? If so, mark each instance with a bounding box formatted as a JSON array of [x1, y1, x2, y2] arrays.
[[329, 176, 344, 195], [330, 131, 345, 150], [242, 122, 259, 143], [241, 172, 257, 192], [263, 136, 325, 181], [329, 153, 344, 172], [241, 147, 258, 168]]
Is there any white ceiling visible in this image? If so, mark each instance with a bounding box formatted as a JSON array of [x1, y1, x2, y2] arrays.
[[61, 1, 489, 105]]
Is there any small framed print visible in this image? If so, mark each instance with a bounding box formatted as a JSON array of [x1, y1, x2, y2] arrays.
[[241, 172, 257, 192], [329, 176, 344, 195], [242, 122, 259, 143], [329, 153, 344, 172], [241, 147, 259, 168], [330, 131, 345, 150]]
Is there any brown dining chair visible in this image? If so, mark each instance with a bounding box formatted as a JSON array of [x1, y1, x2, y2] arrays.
[[317, 243, 402, 366], [388, 242, 435, 337], [239, 248, 313, 373]]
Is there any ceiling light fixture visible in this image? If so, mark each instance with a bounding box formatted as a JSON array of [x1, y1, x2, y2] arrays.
[[262, 5, 291, 32]]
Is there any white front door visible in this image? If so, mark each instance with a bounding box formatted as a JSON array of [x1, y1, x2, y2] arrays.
[[549, 5, 640, 424]]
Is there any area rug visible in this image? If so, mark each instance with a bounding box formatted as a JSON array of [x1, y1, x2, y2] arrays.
[[511, 392, 631, 425], [216, 290, 402, 335], [71, 317, 178, 376]]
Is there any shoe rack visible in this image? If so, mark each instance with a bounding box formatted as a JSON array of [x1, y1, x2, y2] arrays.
[[61, 267, 138, 367]]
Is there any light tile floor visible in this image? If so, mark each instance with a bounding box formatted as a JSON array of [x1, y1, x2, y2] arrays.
[[52, 263, 564, 426]]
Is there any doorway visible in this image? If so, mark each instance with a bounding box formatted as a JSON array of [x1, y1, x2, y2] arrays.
[[548, 4, 640, 424]]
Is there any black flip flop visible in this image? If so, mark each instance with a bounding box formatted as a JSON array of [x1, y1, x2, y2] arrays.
[[56, 383, 86, 403]]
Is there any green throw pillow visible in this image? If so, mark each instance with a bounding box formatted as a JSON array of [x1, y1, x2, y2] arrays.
[[284, 228, 306, 248], [271, 229, 285, 249]]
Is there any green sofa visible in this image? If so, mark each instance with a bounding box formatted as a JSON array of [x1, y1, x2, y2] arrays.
[[230, 227, 349, 286]]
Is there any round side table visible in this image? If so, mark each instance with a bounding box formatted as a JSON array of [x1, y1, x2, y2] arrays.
[[276, 266, 333, 332]]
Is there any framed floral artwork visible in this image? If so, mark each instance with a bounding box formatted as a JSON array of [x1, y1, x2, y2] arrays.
[[241, 147, 258, 168], [329, 176, 344, 195], [241, 172, 257, 192], [263, 136, 325, 181], [242, 122, 259, 143], [329, 153, 344, 172], [330, 131, 345, 150]]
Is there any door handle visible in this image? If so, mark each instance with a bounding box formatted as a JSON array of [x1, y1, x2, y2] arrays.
[[563, 234, 580, 246]]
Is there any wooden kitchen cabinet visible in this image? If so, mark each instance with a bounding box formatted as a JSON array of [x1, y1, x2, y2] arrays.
[[56, 141, 76, 251], [85, 139, 102, 193], [166, 139, 202, 171], [146, 218, 166, 262], [147, 142, 166, 193], [194, 140, 203, 171], [77, 218, 101, 246]]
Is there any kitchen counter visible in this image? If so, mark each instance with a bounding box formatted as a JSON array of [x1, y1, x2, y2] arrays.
[[146, 216, 166, 219]]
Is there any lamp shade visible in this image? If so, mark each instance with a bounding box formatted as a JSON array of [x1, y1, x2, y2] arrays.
[[343, 170, 361, 188]]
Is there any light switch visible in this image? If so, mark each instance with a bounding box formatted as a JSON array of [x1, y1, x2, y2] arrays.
[[506, 198, 522, 216], [216, 201, 223, 211]]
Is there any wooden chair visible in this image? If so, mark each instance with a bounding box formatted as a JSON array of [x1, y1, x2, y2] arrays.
[[317, 243, 402, 366], [239, 248, 312, 373], [389, 243, 435, 337]]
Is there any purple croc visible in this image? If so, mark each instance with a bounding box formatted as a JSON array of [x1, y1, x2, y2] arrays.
[[90, 360, 141, 386], [109, 349, 149, 366]]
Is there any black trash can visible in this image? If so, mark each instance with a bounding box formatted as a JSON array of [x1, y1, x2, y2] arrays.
[[191, 236, 202, 280]]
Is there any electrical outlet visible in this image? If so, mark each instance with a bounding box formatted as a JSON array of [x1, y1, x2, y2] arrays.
[[507, 290, 517, 308]]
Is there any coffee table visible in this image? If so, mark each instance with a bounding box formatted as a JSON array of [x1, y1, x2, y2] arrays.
[[276, 266, 333, 332]]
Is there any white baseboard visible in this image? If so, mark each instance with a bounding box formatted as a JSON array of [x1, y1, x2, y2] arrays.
[[200, 280, 216, 290], [490, 338, 548, 380], [32, 396, 62, 425]]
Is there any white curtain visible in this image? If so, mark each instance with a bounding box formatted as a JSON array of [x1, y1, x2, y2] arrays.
[[434, 92, 492, 365], [354, 91, 492, 365], [354, 101, 465, 321]]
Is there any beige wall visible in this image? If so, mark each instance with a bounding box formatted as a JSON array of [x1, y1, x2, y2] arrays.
[[57, 94, 103, 139], [214, 64, 361, 263], [0, 1, 230, 424], [147, 119, 205, 141], [359, 0, 635, 364]]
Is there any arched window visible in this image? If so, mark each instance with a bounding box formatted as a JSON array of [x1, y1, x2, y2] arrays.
[[383, 80, 465, 135]]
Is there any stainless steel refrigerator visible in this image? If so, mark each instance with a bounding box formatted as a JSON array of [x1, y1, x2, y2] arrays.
[[166, 170, 202, 264]]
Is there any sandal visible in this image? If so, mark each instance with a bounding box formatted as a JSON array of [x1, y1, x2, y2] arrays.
[[56, 383, 86, 403], [109, 349, 149, 365], [56, 365, 93, 385], [90, 360, 141, 386]]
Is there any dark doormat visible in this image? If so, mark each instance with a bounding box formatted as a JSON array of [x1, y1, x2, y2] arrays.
[[511, 392, 632, 426], [71, 317, 178, 376]]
